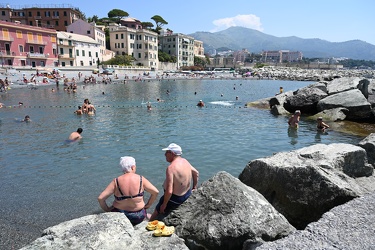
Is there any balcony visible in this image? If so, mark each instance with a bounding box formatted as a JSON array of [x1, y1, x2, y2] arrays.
[[58, 54, 75, 59], [35, 16, 42, 19], [0, 51, 16, 57], [26, 39, 47, 45], [27, 52, 48, 58], [52, 16, 59, 19], [0, 36, 14, 42]]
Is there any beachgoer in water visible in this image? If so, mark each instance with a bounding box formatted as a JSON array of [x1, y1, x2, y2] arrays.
[[316, 117, 329, 132], [68, 128, 83, 141], [197, 100, 205, 107], [82, 99, 89, 113], [74, 106, 83, 115], [22, 115, 31, 122], [149, 143, 199, 221], [87, 102, 96, 115], [147, 102, 152, 111], [288, 110, 301, 128], [98, 156, 159, 225]]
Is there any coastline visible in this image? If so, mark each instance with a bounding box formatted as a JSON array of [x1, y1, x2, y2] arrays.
[[1, 67, 375, 249]]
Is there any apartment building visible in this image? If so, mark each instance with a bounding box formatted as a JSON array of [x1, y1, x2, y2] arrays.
[[0, 4, 83, 32], [158, 31, 195, 68], [261, 50, 303, 63], [57, 31, 100, 67], [108, 23, 159, 69], [194, 39, 205, 58], [0, 20, 57, 67], [67, 19, 114, 62]]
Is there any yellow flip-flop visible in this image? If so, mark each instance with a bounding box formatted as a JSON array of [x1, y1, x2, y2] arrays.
[[146, 220, 165, 231], [153, 225, 175, 237]]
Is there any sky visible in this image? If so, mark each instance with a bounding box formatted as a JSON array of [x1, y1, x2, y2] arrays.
[[8, 0, 375, 45]]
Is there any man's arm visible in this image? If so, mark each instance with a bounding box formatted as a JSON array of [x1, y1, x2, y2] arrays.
[[191, 166, 199, 190], [160, 166, 173, 213]]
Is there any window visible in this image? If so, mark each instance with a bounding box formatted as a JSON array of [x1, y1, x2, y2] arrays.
[[16, 30, 22, 38], [30, 46, 34, 53], [19, 45, 24, 52], [115, 34, 118, 39], [82, 50, 85, 56], [28, 11, 32, 17], [121, 34, 124, 39], [121, 43, 124, 48], [39, 46, 44, 54], [60, 48, 64, 54], [76, 50, 79, 56], [29, 21, 33, 26], [138, 53, 141, 58], [37, 11, 40, 16], [88, 51, 91, 57], [64, 21, 68, 26], [1, 11, 5, 16], [130, 34, 134, 39], [64, 11, 67, 16], [87, 30, 90, 34], [55, 21, 58, 26], [45, 11, 50, 17], [96, 52, 98, 57]]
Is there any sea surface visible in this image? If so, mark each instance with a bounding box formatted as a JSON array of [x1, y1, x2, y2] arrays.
[[0, 78, 364, 248]]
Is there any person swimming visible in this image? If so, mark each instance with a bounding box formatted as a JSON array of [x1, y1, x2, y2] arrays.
[[22, 115, 31, 122]]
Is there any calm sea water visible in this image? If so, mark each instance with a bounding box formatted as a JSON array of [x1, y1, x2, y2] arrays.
[[0, 78, 363, 244]]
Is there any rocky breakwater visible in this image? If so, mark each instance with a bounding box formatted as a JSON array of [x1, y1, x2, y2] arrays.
[[254, 67, 375, 81], [248, 76, 375, 123], [21, 134, 375, 249]]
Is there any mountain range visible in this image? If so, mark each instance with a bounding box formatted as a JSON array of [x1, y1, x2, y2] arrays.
[[189, 27, 375, 61]]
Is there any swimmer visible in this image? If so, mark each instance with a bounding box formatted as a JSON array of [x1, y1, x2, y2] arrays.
[[74, 106, 83, 115], [147, 102, 152, 110], [288, 110, 301, 128], [22, 115, 31, 122], [197, 100, 205, 107], [69, 128, 83, 141], [316, 117, 329, 132]]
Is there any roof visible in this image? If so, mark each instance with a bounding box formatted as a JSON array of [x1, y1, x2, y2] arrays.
[[57, 31, 99, 45]]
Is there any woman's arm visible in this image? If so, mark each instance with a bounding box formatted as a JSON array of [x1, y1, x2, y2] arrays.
[[142, 177, 159, 209], [98, 179, 115, 212]]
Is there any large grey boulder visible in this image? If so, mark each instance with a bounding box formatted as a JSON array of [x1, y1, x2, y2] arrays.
[[163, 171, 295, 250], [284, 84, 328, 114], [269, 91, 294, 107], [311, 107, 348, 121], [239, 143, 373, 229], [317, 89, 373, 120], [358, 133, 375, 165], [253, 192, 375, 250], [20, 213, 188, 250], [326, 77, 362, 95]]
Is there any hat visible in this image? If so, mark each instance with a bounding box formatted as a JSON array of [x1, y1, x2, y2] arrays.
[[162, 143, 182, 155], [294, 110, 301, 114], [119, 156, 136, 173], [317, 117, 323, 120], [199, 100, 202, 102]]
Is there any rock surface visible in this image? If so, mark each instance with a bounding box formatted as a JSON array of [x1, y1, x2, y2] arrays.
[[163, 171, 295, 250], [253, 192, 375, 250], [20, 213, 188, 250], [239, 143, 374, 229]]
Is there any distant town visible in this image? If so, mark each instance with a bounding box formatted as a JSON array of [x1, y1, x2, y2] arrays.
[[0, 4, 374, 72]]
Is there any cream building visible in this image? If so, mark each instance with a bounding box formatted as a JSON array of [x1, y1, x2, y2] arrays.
[[158, 31, 195, 68], [194, 40, 205, 58], [57, 31, 100, 67], [108, 23, 159, 70], [66, 19, 114, 63]]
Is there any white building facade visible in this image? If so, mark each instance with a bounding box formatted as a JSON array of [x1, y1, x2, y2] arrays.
[[57, 31, 100, 67]]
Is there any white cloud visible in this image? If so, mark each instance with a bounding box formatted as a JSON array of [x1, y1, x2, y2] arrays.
[[211, 14, 263, 32]]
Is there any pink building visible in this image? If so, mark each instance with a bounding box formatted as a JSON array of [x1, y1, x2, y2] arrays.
[[0, 20, 57, 67]]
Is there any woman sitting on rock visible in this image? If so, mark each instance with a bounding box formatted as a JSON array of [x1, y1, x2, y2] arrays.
[[98, 156, 159, 225]]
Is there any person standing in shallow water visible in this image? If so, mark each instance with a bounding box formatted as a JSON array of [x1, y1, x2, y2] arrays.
[[150, 143, 199, 221], [288, 110, 301, 128], [316, 117, 329, 132]]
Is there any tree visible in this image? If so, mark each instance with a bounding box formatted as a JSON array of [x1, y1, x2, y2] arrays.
[[103, 55, 134, 66], [141, 22, 154, 29], [151, 15, 168, 33], [108, 9, 129, 23]]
